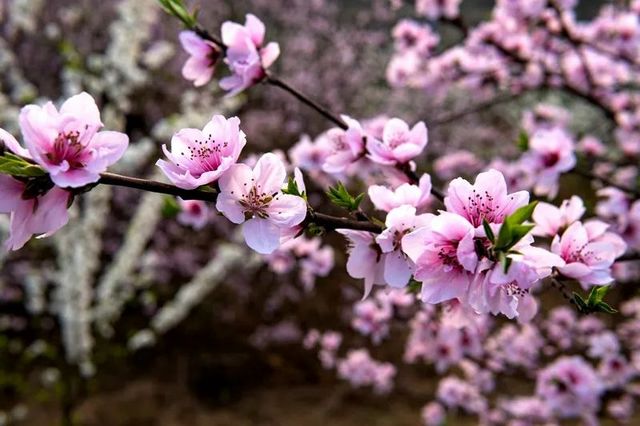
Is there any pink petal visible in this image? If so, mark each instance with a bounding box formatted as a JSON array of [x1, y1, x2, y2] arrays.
[[50, 168, 100, 188], [0, 175, 24, 213], [59, 92, 102, 129], [253, 153, 287, 194], [244, 14, 266, 47], [260, 42, 280, 68], [30, 188, 70, 237], [267, 193, 307, 227], [0, 128, 30, 158], [384, 251, 412, 288], [243, 217, 281, 254], [182, 56, 214, 87], [215, 192, 246, 225], [218, 163, 253, 197], [179, 31, 211, 57], [86, 130, 129, 173]]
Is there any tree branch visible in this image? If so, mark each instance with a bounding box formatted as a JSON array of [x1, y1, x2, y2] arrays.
[[96, 172, 383, 233]]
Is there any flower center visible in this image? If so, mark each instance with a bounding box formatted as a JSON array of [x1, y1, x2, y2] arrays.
[[465, 189, 513, 227], [238, 185, 278, 219], [46, 131, 86, 168]]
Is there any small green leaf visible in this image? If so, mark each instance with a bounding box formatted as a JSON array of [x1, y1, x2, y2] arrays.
[[156, 0, 197, 28], [353, 193, 365, 210], [326, 182, 364, 212], [482, 219, 495, 243], [282, 176, 306, 200], [406, 279, 421, 294], [161, 196, 181, 218], [517, 130, 529, 151], [596, 301, 617, 314], [307, 223, 325, 236], [0, 153, 46, 177], [572, 292, 588, 312], [506, 201, 538, 226]]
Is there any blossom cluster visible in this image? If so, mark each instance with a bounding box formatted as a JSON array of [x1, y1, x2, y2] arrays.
[[305, 290, 640, 425]]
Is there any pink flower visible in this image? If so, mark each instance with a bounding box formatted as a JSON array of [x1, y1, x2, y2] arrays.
[[220, 14, 280, 96], [376, 205, 432, 288], [536, 356, 603, 418], [179, 30, 220, 87], [0, 175, 70, 251], [472, 245, 564, 321], [393, 20, 440, 55], [322, 115, 366, 174], [533, 196, 585, 237], [17, 92, 128, 188], [156, 115, 246, 190], [216, 153, 306, 254], [366, 117, 428, 165], [433, 150, 481, 181], [444, 169, 530, 228], [521, 128, 576, 198], [402, 212, 476, 304], [337, 229, 386, 298], [368, 173, 432, 212], [421, 402, 446, 426], [176, 199, 210, 230], [552, 221, 627, 287], [416, 0, 462, 20]]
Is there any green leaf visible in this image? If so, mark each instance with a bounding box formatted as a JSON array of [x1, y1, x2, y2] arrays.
[[161, 196, 181, 218], [506, 201, 538, 226], [482, 219, 495, 243], [156, 0, 197, 28], [573, 286, 617, 314], [0, 153, 46, 177], [517, 130, 529, 151], [595, 301, 617, 314], [572, 292, 588, 312], [326, 182, 364, 212], [406, 279, 421, 294], [493, 202, 538, 252], [282, 176, 306, 200], [306, 223, 325, 236]]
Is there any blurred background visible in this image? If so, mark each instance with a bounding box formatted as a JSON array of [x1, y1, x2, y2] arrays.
[[0, 0, 628, 425]]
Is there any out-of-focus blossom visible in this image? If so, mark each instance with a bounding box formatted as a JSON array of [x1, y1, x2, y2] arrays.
[[521, 128, 576, 198], [337, 349, 396, 394], [536, 356, 603, 419], [179, 30, 220, 87], [176, 199, 210, 230], [416, 0, 462, 20], [220, 14, 280, 96]]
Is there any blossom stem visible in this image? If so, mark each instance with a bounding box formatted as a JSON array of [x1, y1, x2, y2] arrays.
[[264, 74, 348, 130], [192, 26, 347, 130]]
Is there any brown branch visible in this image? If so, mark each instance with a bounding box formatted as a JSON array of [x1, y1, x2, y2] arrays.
[[571, 168, 640, 199], [96, 172, 382, 233]]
